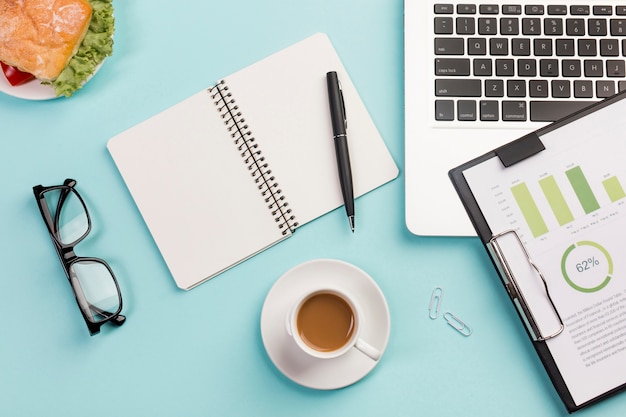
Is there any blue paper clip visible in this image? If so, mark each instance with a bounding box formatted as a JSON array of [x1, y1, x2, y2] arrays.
[[443, 312, 472, 337], [428, 287, 443, 319]]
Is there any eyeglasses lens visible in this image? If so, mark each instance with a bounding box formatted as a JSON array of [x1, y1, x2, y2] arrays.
[[44, 187, 89, 245], [70, 261, 121, 323]]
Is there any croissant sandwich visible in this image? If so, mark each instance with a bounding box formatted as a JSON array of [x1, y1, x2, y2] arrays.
[[0, 0, 115, 97]]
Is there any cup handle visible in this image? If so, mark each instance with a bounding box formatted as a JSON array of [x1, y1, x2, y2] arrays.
[[355, 338, 381, 361]]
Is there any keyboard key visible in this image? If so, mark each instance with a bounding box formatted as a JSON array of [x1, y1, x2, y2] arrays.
[[435, 38, 464, 54], [502, 5, 522, 15], [485, 79, 504, 97], [523, 18, 542, 35], [529, 80, 549, 97], [457, 4, 476, 14], [457, 100, 477, 120], [551, 80, 571, 97], [570, 6, 590, 16], [584, 60, 603, 76], [518, 59, 537, 76], [525, 5, 544, 15], [534, 39, 552, 56], [435, 100, 455, 120], [566, 19, 586, 35], [435, 17, 454, 34], [507, 80, 526, 97], [610, 19, 626, 36], [600, 39, 620, 56], [502, 101, 527, 121], [588, 19, 608, 36], [457, 17, 476, 34], [619, 81, 626, 91], [500, 18, 519, 34], [434, 4, 454, 14], [468, 38, 487, 55], [473, 59, 492, 75], [480, 100, 499, 120], [530, 100, 596, 121], [574, 80, 594, 97], [556, 38, 575, 56], [512, 38, 531, 55], [489, 38, 509, 55], [478, 18, 498, 34], [618, 7, 626, 16], [607, 60, 626, 76], [578, 39, 597, 56], [562, 59, 582, 76], [597, 81, 616, 97], [479, 4, 499, 14], [496, 59, 514, 76], [545, 18, 564, 35], [435, 58, 471, 76], [548, 5, 567, 15], [593, 6, 613, 16], [540, 59, 559, 76], [435, 79, 481, 96]]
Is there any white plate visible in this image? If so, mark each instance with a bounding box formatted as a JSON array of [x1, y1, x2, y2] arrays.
[[0, 60, 107, 101], [0, 71, 57, 100], [260, 259, 390, 390]]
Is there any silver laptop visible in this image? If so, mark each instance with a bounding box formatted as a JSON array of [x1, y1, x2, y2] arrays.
[[405, 1, 626, 236]]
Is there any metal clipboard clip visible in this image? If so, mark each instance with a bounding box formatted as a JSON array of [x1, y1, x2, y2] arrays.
[[489, 229, 564, 342]]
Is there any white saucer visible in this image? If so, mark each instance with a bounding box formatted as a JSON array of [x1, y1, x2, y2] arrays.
[[260, 259, 390, 390]]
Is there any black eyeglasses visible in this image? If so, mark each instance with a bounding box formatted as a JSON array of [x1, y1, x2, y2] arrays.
[[33, 179, 125, 335]]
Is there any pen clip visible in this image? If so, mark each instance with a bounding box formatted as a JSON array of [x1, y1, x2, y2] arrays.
[[338, 79, 347, 131]]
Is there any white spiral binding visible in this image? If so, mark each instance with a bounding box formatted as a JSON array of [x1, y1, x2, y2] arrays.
[[208, 81, 298, 235]]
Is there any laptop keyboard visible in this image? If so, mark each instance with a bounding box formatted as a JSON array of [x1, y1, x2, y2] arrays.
[[434, 4, 626, 122]]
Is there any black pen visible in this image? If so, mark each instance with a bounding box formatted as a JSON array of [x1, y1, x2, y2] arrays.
[[326, 71, 355, 232]]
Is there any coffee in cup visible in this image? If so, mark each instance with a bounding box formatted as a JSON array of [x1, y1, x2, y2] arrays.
[[288, 288, 380, 361], [297, 291, 355, 352]]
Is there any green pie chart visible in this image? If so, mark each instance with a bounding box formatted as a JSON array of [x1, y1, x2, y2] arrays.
[[561, 241, 613, 293]]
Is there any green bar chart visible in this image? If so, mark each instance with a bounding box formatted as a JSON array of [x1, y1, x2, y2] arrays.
[[603, 176, 626, 202], [566, 166, 600, 214], [511, 182, 549, 238], [510, 166, 626, 237], [539, 175, 574, 226]]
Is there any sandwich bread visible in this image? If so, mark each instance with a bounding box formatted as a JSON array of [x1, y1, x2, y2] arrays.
[[0, 0, 93, 81]]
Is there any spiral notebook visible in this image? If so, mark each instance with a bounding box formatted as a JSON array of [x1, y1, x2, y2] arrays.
[[107, 33, 399, 290]]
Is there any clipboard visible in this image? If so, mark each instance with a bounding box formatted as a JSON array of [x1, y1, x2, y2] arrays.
[[449, 92, 626, 412]]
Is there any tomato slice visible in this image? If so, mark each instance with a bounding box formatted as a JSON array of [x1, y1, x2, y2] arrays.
[[1, 62, 35, 86]]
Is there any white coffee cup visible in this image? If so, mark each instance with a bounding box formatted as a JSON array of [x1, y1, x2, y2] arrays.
[[286, 288, 381, 361]]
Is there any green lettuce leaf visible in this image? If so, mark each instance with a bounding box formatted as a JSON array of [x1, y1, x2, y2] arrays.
[[49, 0, 115, 97]]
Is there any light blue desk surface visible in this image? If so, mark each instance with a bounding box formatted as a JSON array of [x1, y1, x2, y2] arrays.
[[2, 1, 625, 416]]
